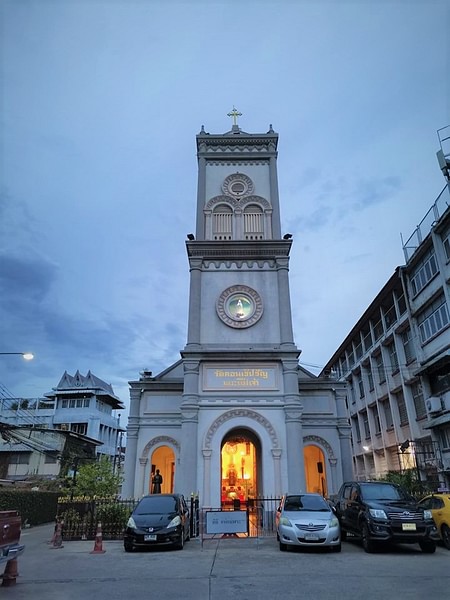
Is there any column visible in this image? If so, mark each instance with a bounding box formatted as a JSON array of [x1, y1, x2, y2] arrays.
[[335, 388, 354, 482], [179, 359, 200, 496], [121, 385, 141, 498], [269, 154, 281, 239], [283, 359, 305, 491], [277, 258, 295, 346], [202, 449, 212, 508], [139, 457, 148, 496], [186, 259, 202, 347], [271, 448, 282, 496]]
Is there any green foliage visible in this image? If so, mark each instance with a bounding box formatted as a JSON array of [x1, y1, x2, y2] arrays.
[[377, 469, 424, 498], [96, 503, 132, 527], [0, 490, 59, 526], [71, 457, 123, 499]]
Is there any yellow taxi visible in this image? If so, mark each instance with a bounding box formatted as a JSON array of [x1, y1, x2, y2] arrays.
[[418, 493, 450, 550]]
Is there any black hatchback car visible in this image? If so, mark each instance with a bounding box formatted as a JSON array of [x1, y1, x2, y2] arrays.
[[124, 493, 190, 551]]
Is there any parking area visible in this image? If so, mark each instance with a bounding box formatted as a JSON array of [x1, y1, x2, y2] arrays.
[[8, 523, 450, 600]]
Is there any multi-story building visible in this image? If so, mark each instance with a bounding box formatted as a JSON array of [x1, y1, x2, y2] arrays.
[[0, 370, 125, 481], [323, 128, 450, 490]]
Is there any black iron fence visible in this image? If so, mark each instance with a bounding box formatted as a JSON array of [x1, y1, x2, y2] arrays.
[[57, 496, 138, 540], [57, 495, 202, 541]]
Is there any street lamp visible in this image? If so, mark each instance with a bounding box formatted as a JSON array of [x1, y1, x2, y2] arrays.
[[0, 352, 34, 360]]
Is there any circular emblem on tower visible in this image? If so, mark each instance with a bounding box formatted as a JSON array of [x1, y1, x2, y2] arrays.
[[222, 173, 254, 198], [216, 285, 263, 328]]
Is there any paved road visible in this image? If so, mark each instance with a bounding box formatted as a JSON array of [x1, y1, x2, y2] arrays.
[[4, 523, 450, 599]]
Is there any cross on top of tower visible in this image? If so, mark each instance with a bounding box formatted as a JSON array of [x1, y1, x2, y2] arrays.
[[227, 106, 242, 126]]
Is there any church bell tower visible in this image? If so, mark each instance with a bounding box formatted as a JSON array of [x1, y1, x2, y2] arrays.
[[178, 111, 306, 501]]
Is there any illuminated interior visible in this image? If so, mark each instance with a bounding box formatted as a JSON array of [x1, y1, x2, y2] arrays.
[[221, 437, 257, 506], [304, 445, 327, 496]]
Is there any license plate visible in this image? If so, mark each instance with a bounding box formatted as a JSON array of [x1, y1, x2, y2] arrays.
[[305, 533, 319, 540], [402, 523, 416, 531], [144, 534, 157, 541]]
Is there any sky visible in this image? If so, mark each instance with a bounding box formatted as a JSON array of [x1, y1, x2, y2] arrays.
[[1, 0, 449, 422]]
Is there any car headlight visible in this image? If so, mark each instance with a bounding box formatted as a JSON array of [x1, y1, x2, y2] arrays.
[[423, 510, 433, 520], [167, 515, 181, 528], [369, 509, 387, 519], [329, 517, 339, 528], [127, 516, 136, 528], [279, 516, 292, 527]]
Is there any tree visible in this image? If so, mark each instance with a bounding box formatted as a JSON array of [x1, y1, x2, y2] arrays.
[[72, 456, 123, 498]]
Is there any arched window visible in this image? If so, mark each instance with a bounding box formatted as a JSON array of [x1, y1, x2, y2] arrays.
[[243, 204, 264, 240], [213, 204, 233, 240]]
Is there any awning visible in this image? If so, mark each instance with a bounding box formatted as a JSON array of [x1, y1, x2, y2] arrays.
[[423, 412, 450, 429], [415, 349, 450, 376]]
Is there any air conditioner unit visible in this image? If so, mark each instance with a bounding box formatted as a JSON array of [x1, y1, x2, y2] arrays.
[[426, 396, 442, 415]]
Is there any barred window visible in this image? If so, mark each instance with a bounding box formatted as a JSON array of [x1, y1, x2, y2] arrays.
[[213, 204, 233, 240], [411, 381, 426, 420], [387, 342, 399, 373], [372, 406, 381, 434], [396, 391, 409, 426], [352, 416, 361, 443], [367, 367, 374, 391], [418, 295, 450, 343], [374, 353, 386, 384], [402, 327, 416, 363], [411, 249, 438, 295], [382, 400, 394, 429], [362, 411, 370, 438]]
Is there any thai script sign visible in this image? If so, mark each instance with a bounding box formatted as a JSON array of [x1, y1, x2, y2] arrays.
[[206, 510, 248, 534], [203, 364, 279, 391]]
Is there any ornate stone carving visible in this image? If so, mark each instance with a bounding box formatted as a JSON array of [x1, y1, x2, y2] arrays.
[[303, 435, 335, 459], [204, 408, 279, 449], [141, 435, 180, 460]]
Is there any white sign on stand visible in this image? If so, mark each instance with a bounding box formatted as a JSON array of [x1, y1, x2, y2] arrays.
[[206, 511, 247, 534]]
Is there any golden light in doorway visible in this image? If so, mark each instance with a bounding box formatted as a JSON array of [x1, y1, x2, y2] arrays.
[[225, 442, 237, 454]]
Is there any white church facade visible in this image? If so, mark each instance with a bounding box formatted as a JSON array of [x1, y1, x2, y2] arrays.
[[122, 116, 353, 506]]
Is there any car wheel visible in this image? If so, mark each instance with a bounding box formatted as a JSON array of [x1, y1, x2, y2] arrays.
[[175, 532, 185, 550], [124, 543, 134, 552], [279, 540, 287, 551], [361, 523, 376, 553], [419, 540, 436, 554], [340, 529, 347, 541], [441, 524, 450, 550]]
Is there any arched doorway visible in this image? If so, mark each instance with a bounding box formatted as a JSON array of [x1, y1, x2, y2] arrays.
[[304, 445, 327, 496], [150, 445, 175, 494], [221, 428, 261, 508]]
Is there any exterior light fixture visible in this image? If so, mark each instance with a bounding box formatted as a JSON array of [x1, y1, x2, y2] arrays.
[[0, 352, 34, 360]]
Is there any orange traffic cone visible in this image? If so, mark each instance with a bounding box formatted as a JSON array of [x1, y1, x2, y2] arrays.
[[50, 520, 64, 549], [1, 558, 18, 587], [90, 522, 106, 554]]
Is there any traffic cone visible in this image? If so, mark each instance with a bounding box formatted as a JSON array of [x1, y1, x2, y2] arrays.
[[90, 522, 106, 554], [50, 520, 64, 549], [1, 558, 18, 587]]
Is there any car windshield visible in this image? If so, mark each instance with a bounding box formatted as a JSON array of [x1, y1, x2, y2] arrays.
[[135, 496, 178, 515], [284, 495, 330, 512], [360, 483, 411, 501]]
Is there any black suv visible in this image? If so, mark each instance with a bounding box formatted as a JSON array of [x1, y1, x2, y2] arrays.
[[333, 481, 439, 553]]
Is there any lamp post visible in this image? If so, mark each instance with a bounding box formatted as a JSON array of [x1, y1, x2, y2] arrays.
[[0, 353, 34, 360]]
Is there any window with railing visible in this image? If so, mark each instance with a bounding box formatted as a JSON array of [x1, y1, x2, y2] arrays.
[[411, 381, 426, 419], [367, 367, 374, 391], [353, 416, 361, 442], [71, 423, 88, 435], [363, 328, 373, 352], [373, 317, 384, 341], [396, 391, 409, 426], [382, 400, 394, 429], [387, 342, 399, 373], [347, 349, 355, 369], [213, 205, 233, 240], [362, 411, 370, 438], [439, 426, 450, 450], [357, 372, 365, 398], [397, 292, 407, 316], [418, 294, 450, 343], [410, 249, 438, 295], [374, 353, 386, 384], [384, 303, 397, 330], [243, 205, 264, 240], [372, 406, 381, 434], [401, 327, 416, 363]]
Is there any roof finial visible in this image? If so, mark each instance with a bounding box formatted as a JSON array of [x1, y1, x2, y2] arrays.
[[227, 106, 242, 127]]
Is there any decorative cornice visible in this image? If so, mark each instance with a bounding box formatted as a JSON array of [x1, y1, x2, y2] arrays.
[[187, 240, 291, 260], [205, 194, 271, 211]]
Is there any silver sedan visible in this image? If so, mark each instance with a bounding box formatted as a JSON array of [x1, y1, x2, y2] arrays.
[[276, 493, 341, 552]]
